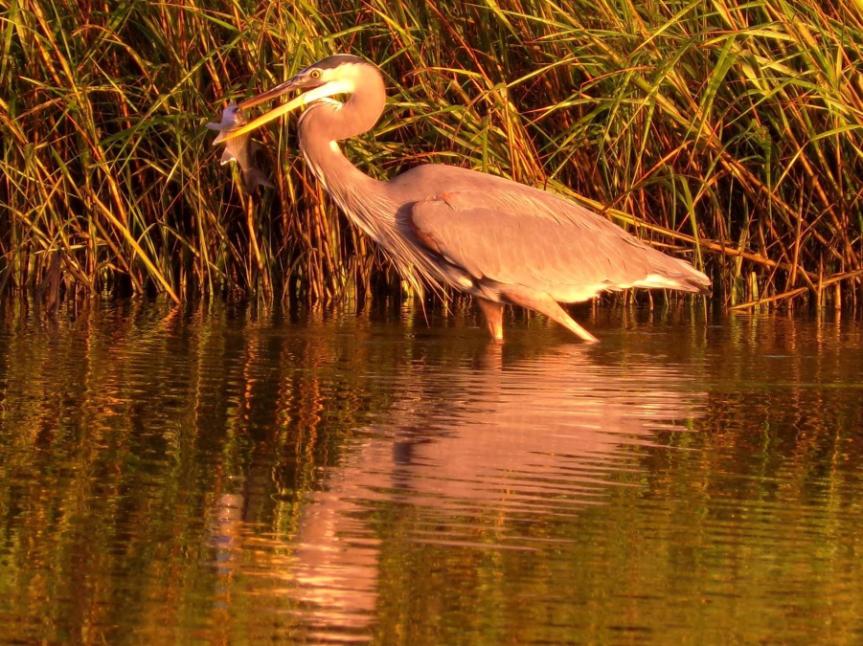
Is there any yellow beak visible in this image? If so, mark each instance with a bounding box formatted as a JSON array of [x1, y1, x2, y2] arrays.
[[213, 79, 354, 144]]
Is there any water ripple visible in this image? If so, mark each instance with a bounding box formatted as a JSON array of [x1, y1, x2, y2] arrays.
[[0, 307, 861, 643]]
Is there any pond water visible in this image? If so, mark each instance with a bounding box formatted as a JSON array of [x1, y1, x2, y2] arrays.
[[0, 302, 861, 644]]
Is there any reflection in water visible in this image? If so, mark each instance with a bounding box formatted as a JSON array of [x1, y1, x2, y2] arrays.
[[0, 303, 861, 644], [287, 343, 705, 641]]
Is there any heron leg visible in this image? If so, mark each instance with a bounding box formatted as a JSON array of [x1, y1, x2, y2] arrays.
[[476, 298, 504, 342], [501, 286, 599, 343]]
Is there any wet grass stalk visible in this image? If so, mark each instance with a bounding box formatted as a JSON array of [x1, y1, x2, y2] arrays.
[[1, 0, 861, 313]]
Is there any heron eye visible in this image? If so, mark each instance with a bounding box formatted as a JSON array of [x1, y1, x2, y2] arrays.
[[310, 69, 321, 80]]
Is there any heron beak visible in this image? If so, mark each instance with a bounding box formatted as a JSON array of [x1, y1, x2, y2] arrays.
[[213, 79, 354, 144], [235, 78, 299, 110]]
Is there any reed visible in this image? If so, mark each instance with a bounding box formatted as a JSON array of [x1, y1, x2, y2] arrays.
[[1, 0, 861, 312]]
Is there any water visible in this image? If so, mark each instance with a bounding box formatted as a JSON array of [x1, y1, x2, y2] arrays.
[[0, 303, 861, 644]]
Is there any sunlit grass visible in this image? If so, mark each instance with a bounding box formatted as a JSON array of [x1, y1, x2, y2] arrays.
[[1, 0, 861, 311]]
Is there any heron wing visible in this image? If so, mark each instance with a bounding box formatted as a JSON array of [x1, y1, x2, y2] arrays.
[[409, 189, 708, 302]]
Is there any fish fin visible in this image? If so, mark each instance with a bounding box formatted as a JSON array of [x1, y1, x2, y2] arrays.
[[220, 148, 238, 165], [243, 168, 274, 191]]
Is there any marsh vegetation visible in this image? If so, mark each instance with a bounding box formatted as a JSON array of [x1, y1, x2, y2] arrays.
[[2, 0, 862, 313]]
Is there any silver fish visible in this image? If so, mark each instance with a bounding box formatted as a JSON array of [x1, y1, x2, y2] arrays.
[[207, 103, 274, 191]]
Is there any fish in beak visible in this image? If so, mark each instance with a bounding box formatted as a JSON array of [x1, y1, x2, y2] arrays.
[[206, 103, 274, 191], [211, 72, 355, 145]]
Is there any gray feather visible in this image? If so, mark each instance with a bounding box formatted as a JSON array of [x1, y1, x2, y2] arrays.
[[400, 168, 710, 303]]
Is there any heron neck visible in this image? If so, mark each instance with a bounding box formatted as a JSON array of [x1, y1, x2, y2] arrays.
[[297, 81, 442, 296], [298, 109, 395, 245]]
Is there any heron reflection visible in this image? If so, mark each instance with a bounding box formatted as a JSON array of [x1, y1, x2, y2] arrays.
[[273, 341, 706, 639]]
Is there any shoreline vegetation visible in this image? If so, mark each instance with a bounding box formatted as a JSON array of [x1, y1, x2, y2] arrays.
[[2, 1, 862, 315]]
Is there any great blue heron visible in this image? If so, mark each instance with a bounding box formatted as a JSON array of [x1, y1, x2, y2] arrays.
[[214, 54, 710, 342]]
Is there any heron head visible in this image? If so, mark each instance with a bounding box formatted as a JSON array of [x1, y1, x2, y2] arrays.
[[214, 54, 370, 144]]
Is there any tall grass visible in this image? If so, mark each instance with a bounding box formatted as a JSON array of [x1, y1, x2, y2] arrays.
[[1, 0, 862, 312]]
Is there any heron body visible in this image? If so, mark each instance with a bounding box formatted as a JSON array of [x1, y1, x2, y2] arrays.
[[214, 55, 710, 342]]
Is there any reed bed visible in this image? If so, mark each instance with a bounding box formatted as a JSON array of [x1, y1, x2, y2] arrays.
[[1, 0, 862, 312]]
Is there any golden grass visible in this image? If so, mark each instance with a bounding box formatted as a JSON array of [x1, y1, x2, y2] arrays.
[[1, 0, 861, 312]]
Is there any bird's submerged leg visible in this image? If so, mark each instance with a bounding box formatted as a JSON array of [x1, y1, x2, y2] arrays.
[[476, 298, 504, 342], [501, 286, 599, 343]]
